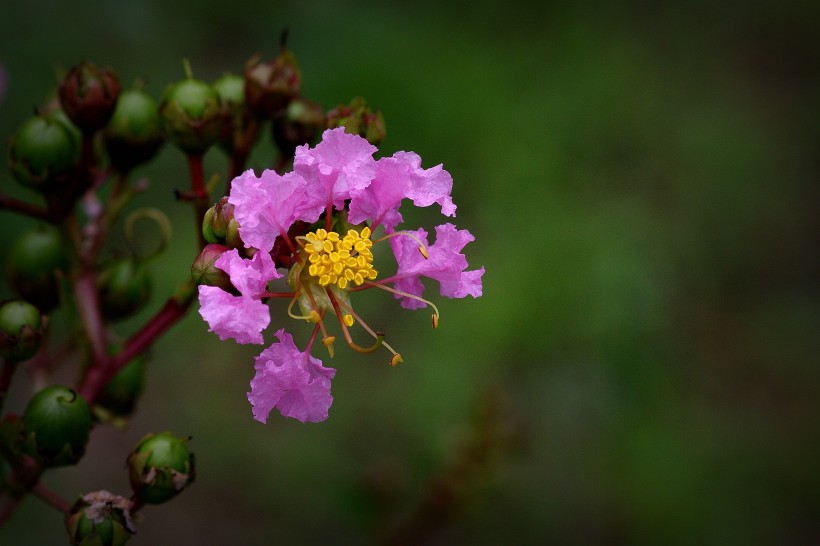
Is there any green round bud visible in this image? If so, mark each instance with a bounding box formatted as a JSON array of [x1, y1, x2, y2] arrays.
[[0, 300, 44, 362], [96, 260, 151, 321], [213, 73, 255, 154], [65, 491, 135, 546], [191, 244, 231, 290], [7, 224, 70, 311], [326, 96, 386, 146], [58, 62, 122, 133], [95, 356, 146, 418], [127, 432, 195, 504], [272, 97, 324, 157], [225, 219, 243, 250], [103, 88, 165, 173], [23, 386, 91, 467], [158, 78, 221, 154], [7, 115, 79, 190]]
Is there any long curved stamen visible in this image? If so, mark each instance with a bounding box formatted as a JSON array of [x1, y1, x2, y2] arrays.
[[364, 281, 440, 329], [333, 295, 404, 360], [373, 230, 429, 259], [325, 288, 383, 353]]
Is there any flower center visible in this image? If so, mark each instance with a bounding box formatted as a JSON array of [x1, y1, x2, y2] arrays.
[[301, 227, 378, 289]]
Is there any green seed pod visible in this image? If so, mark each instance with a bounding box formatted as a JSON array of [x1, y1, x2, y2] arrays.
[[0, 415, 41, 495], [103, 88, 165, 173], [272, 96, 324, 157], [0, 300, 44, 362], [127, 432, 195, 504], [65, 491, 135, 546], [95, 356, 146, 418], [58, 61, 122, 133], [96, 260, 151, 321], [7, 115, 79, 190], [23, 386, 91, 467], [326, 96, 386, 146], [158, 77, 221, 154], [7, 224, 70, 311]]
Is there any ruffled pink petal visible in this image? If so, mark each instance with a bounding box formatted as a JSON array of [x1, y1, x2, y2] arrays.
[[248, 329, 336, 423], [228, 169, 319, 253], [214, 248, 280, 296], [390, 223, 484, 309], [198, 285, 270, 344], [294, 128, 377, 212], [348, 151, 455, 232]]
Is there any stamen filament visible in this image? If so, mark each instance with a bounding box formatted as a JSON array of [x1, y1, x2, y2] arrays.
[[332, 291, 402, 358], [363, 281, 441, 327], [325, 288, 383, 353], [373, 230, 429, 259]]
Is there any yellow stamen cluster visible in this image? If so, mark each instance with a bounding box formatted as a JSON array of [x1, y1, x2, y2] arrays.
[[302, 227, 378, 289]]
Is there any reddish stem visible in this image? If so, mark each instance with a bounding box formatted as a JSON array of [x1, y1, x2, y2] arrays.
[[0, 194, 50, 220], [187, 153, 209, 250]]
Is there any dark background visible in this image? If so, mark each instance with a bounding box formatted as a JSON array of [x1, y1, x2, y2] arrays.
[[1, 1, 819, 544]]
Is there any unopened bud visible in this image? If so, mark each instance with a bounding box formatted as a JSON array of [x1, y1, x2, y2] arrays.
[[191, 244, 231, 290], [127, 432, 195, 504], [0, 300, 44, 362], [326, 96, 386, 146], [272, 97, 324, 157], [95, 355, 146, 419], [103, 88, 165, 173], [58, 62, 122, 133], [158, 75, 221, 154], [8, 115, 79, 190], [23, 386, 91, 467], [213, 73, 256, 154], [96, 260, 151, 321], [7, 224, 70, 312]]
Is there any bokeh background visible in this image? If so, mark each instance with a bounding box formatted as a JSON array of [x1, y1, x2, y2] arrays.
[[1, 0, 819, 544]]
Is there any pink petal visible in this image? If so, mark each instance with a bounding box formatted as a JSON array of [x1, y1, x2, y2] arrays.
[[198, 285, 270, 344]]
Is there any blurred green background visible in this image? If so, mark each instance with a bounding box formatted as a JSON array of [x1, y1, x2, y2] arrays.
[[1, 0, 819, 544]]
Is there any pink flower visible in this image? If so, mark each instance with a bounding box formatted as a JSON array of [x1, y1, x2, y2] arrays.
[[294, 127, 377, 212], [390, 223, 484, 309], [248, 329, 336, 423], [197, 249, 280, 344], [228, 169, 318, 253], [349, 151, 456, 232]]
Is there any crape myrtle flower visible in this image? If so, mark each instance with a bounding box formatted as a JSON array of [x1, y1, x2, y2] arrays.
[[197, 127, 484, 423]]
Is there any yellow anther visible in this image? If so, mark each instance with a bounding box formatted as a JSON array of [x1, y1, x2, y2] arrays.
[[308, 310, 321, 323], [343, 314, 354, 327], [322, 336, 335, 358], [337, 277, 348, 289], [419, 246, 429, 259], [327, 231, 340, 242], [316, 228, 327, 239], [431, 314, 439, 329], [361, 226, 371, 239], [322, 240, 334, 253], [319, 274, 331, 286], [390, 354, 403, 367], [302, 227, 378, 290]]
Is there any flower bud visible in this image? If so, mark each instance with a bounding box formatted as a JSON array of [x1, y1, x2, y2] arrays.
[[0, 300, 44, 362], [103, 88, 165, 173], [95, 355, 146, 419], [23, 386, 91, 467], [191, 244, 231, 290], [127, 432, 195, 504], [158, 76, 221, 154], [58, 62, 122, 133], [7, 115, 79, 190], [213, 73, 256, 154], [65, 491, 135, 546], [326, 96, 386, 146], [96, 259, 151, 321], [272, 96, 324, 157], [243, 48, 301, 117], [7, 224, 70, 312]]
